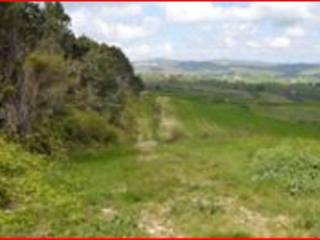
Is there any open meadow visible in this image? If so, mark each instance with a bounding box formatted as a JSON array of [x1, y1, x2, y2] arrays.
[[3, 81, 320, 237], [3, 2, 320, 238]]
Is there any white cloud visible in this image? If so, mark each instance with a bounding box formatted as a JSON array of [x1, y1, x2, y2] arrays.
[[246, 41, 261, 48], [69, 6, 159, 42], [65, 3, 144, 17], [248, 3, 314, 23], [124, 42, 174, 60], [164, 2, 318, 25], [163, 42, 173, 55], [269, 37, 291, 48], [124, 44, 152, 60], [65, 3, 320, 62], [98, 4, 143, 16], [224, 37, 236, 48], [164, 2, 224, 23], [98, 21, 152, 40], [285, 25, 305, 37]]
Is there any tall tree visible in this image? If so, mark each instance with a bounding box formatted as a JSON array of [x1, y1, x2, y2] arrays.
[[0, 3, 44, 135]]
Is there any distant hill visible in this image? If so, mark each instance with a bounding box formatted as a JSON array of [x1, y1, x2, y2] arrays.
[[134, 59, 320, 81]]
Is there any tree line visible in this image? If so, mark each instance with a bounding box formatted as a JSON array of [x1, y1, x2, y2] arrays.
[[0, 3, 143, 155]]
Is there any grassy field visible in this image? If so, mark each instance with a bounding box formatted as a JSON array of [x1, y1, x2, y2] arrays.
[[3, 92, 320, 237]]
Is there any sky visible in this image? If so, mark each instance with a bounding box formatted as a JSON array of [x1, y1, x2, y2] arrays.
[[63, 2, 320, 63]]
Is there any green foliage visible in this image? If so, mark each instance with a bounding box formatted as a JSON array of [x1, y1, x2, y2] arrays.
[[146, 74, 320, 103], [0, 2, 143, 150], [10, 2, 320, 237], [64, 107, 117, 145], [3, 90, 320, 236], [79, 44, 141, 110], [0, 138, 46, 208], [24, 52, 74, 88], [252, 143, 320, 195], [0, 138, 88, 237], [22, 118, 66, 159], [18, 51, 77, 154], [116, 92, 146, 143], [0, 5, 145, 235]]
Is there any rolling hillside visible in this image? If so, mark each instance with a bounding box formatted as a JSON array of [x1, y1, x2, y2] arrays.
[[134, 59, 320, 82]]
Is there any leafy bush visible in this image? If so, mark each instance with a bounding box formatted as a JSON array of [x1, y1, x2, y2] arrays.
[[0, 137, 85, 236], [24, 52, 75, 89], [1, 3, 142, 153], [252, 143, 320, 195], [22, 119, 66, 159], [0, 138, 46, 208], [63, 107, 118, 145]]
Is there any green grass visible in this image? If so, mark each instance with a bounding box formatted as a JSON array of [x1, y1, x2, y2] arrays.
[[171, 94, 320, 139], [253, 103, 320, 123], [3, 92, 320, 237]]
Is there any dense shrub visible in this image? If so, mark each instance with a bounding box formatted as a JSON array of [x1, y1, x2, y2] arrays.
[[0, 137, 86, 236], [0, 138, 46, 208], [63, 108, 118, 145], [22, 119, 66, 158], [0, 3, 142, 154], [252, 142, 320, 195]]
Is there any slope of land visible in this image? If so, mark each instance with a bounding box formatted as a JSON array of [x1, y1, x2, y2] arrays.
[[3, 90, 320, 237], [134, 59, 320, 83]]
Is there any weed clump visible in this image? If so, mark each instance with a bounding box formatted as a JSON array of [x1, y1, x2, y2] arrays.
[[0, 138, 86, 236], [0, 138, 45, 208], [252, 142, 320, 195], [64, 107, 118, 145]]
